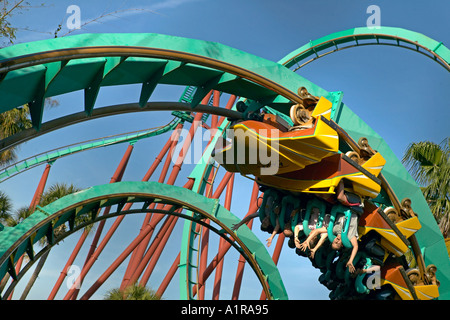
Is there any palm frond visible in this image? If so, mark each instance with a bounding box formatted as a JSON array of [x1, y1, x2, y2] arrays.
[[402, 140, 444, 186], [0, 105, 32, 167], [104, 283, 162, 300], [0, 190, 13, 220], [403, 138, 450, 237], [39, 182, 82, 207]]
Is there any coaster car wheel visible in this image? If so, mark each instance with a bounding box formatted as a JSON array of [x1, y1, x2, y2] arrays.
[[345, 151, 361, 164], [289, 103, 311, 126], [407, 268, 423, 285], [384, 206, 401, 223], [297, 87, 318, 106]]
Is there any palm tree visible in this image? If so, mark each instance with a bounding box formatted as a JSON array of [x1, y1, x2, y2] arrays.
[[402, 138, 450, 237], [104, 283, 162, 300], [18, 182, 83, 300], [0, 191, 13, 291], [0, 190, 13, 222], [0, 194, 29, 293], [0, 105, 32, 167], [1, 99, 58, 168], [38, 182, 81, 207], [0, 182, 86, 299]]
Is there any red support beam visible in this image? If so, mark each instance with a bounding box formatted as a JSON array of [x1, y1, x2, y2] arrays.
[[212, 173, 234, 300], [64, 130, 179, 300], [62, 144, 134, 300], [120, 110, 200, 285], [210, 90, 220, 129], [127, 215, 176, 286], [62, 140, 175, 300], [192, 199, 259, 297], [120, 130, 182, 289], [139, 214, 179, 287], [121, 180, 194, 290], [153, 170, 234, 299], [124, 94, 236, 298], [9, 163, 52, 300], [47, 228, 88, 299], [156, 252, 180, 297], [80, 179, 193, 299], [83, 144, 134, 266], [65, 91, 240, 300], [79, 176, 192, 300], [78, 213, 168, 300], [216, 95, 237, 128], [142, 125, 182, 182], [70, 124, 184, 299], [29, 163, 52, 210], [119, 92, 211, 292], [167, 112, 205, 186]]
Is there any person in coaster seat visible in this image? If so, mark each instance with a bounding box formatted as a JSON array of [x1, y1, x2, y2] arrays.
[[296, 211, 330, 258], [299, 180, 363, 272], [299, 211, 359, 272], [231, 191, 281, 247]]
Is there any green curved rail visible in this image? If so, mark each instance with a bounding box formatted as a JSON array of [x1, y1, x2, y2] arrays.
[[0, 181, 288, 300], [0, 101, 243, 154], [0, 32, 330, 131], [0, 119, 180, 183], [278, 26, 450, 71], [0, 84, 210, 182]]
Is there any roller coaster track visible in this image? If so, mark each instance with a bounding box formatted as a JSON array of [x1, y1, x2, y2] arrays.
[[278, 26, 449, 71], [0, 27, 449, 300], [0, 181, 287, 300], [0, 85, 216, 183], [0, 119, 181, 183]]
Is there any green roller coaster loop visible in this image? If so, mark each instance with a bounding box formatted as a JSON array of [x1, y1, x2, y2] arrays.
[[278, 26, 450, 71], [274, 26, 450, 299], [0, 26, 448, 299], [0, 181, 288, 300]]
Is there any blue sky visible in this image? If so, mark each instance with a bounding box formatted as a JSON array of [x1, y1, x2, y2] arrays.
[[3, 0, 449, 300]]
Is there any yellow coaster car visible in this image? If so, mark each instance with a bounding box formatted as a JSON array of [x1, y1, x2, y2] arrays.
[[213, 97, 339, 176], [256, 151, 386, 199], [213, 95, 386, 199], [358, 201, 416, 257], [380, 264, 439, 300]]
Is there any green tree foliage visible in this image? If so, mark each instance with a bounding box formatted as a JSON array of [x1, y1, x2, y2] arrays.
[[403, 138, 450, 237], [18, 182, 83, 300], [104, 283, 162, 300], [0, 182, 83, 299], [0, 1, 50, 167], [0, 190, 13, 222], [0, 105, 32, 167], [0, 0, 36, 46]]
